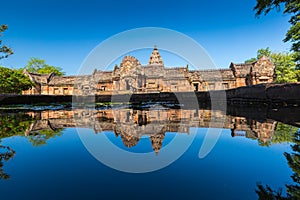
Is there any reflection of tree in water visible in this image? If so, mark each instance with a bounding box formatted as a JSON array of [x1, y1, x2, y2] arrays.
[[0, 142, 15, 180], [272, 123, 298, 144], [0, 113, 32, 180], [0, 113, 34, 138], [0, 113, 64, 180], [0, 113, 64, 145], [256, 128, 300, 199], [284, 129, 300, 199], [257, 123, 298, 147], [27, 128, 64, 146]]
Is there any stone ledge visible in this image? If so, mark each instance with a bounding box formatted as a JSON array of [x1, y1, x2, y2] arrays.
[[1, 82, 300, 106]]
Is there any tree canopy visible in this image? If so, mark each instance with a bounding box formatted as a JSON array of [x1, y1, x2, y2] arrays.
[[0, 66, 34, 94], [25, 57, 65, 76], [254, 0, 300, 67], [0, 24, 13, 60], [271, 51, 299, 83], [246, 48, 300, 83]]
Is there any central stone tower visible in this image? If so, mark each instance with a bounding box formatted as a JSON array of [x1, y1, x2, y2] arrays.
[[148, 45, 164, 65]]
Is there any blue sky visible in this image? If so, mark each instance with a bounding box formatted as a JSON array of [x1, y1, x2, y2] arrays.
[[0, 0, 291, 75]]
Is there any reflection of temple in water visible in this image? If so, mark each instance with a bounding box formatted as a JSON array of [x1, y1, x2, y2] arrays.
[[26, 108, 278, 154]]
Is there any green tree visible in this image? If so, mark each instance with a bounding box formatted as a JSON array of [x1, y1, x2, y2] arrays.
[[254, 0, 300, 67], [245, 47, 272, 63], [0, 24, 13, 60], [272, 52, 299, 83], [257, 47, 272, 59], [245, 57, 257, 64], [245, 48, 300, 83], [25, 57, 65, 76], [0, 66, 34, 94]]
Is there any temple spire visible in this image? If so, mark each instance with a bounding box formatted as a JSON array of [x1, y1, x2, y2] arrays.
[[148, 45, 164, 65], [150, 133, 165, 155]]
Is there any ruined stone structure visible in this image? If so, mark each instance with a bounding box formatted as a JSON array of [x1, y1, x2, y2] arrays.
[[25, 108, 278, 154], [22, 46, 275, 95]]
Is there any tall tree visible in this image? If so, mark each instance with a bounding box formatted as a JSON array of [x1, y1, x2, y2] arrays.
[[257, 47, 272, 59], [0, 24, 13, 60], [254, 0, 300, 67], [245, 47, 272, 63], [25, 57, 65, 76], [0, 66, 34, 94], [271, 51, 299, 83]]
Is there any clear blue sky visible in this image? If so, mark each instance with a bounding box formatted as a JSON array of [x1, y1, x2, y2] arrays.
[[0, 0, 291, 75]]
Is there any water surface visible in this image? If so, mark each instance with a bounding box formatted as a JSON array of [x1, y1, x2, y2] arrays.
[[0, 105, 299, 199]]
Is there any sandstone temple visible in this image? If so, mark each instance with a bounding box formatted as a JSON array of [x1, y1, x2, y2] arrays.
[[22, 46, 275, 95]]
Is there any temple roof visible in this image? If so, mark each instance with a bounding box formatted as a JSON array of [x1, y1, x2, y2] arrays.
[[219, 69, 236, 80], [189, 69, 235, 81], [118, 55, 142, 76], [164, 67, 188, 79], [148, 46, 164, 65], [230, 63, 252, 78], [48, 76, 76, 85], [143, 64, 164, 78], [93, 71, 113, 82], [24, 70, 55, 84]]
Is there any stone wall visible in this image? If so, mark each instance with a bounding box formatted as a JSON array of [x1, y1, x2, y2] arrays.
[[1, 82, 300, 106]]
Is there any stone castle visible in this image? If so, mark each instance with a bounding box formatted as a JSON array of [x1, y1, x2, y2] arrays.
[[23, 46, 275, 95]]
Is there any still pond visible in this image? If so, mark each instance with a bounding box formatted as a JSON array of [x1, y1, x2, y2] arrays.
[[0, 104, 299, 199]]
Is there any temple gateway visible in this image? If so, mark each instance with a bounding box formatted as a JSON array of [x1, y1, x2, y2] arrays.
[[23, 46, 275, 95]]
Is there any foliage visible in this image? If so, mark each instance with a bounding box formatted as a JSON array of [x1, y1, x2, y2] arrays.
[[0, 66, 35, 94], [0, 112, 63, 145], [258, 123, 298, 146], [27, 128, 63, 146], [257, 47, 271, 59], [284, 130, 300, 199], [0, 113, 33, 180], [245, 48, 300, 83], [258, 139, 272, 147], [245, 57, 257, 64], [254, 0, 300, 68], [271, 52, 299, 83], [0, 112, 65, 180], [256, 129, 300, 199], [272, 123, 298, 144], [0, 24, 13, 60], [256, 183, 287, 200], [0, 143, 15, 180], [25, 57, 65, 76], [0, 112, 64, 146], [0, 113, 34, 138]]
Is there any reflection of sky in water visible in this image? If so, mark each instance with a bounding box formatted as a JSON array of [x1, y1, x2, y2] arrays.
[[0, 126, 295, 199], [0, 106, 299, 199]]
